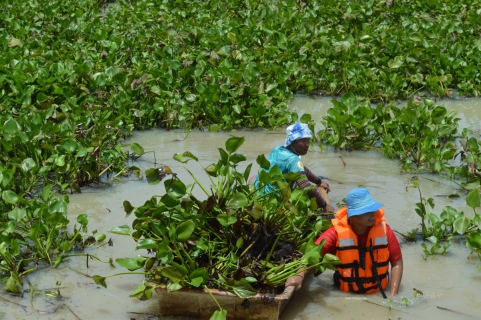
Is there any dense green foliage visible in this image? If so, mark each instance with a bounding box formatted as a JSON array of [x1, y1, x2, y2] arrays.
[[318, 93, 481, 192], [3, 0, 481, 299], [97, 137, 339, 300], [4, 0, 481, 135], [406, 179, 481, 267]]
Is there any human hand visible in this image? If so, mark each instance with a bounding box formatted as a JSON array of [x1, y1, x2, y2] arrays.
[[323, 203, 335, 213], [320, 181, 330, 193], [285, 274, 304, 291]]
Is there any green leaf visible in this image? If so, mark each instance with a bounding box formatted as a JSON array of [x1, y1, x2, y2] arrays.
[[302, 237, 322, 265], [468, 137, 479, 152], [321, 253, 341, 266], [136, 239, 158, 250], [129, 282, 153, 301], [123, 200, 135, 216], [217, 214, 237, 226], [105, 66, 120, 77], [463, 179, 480, 190], [2, 190, 18, 204], [244, 276, 257, 283], [210, 310, 227, 320], [48, 198, 68, 213], [247, 206, 263, 220], [164, 179, 186, 198], [94, 73, 106, 86], [225, 136, 245, 154], [5, 276, 21, 293], [146, 168, 161, 185], [115, 257, 146, 271], [227, 32, 237, 45], [426, 236, 438, 244], [161, 266, 184, 283], [232, 280, 256, 298], [7, 207, 26, 222], [4, 119, 20, 134], [60, 240, 72, 252], [166, 281, 183, 292], [55, 154, 66, 167], [161, 193, 181, 207], [228, 192, 248, 209], [453, 217, 470, 235], [205, 164, 218, 177], [466, 231, 481, 252], [176, 220, 196, 241], [190, 268, 208, 283], [189, 277, 204, 287], [256, 154, 270, 170], [182, 151, 199, 161], [75, 61, 92, 74], [131, 142, 145, 156], [229, 153, 246, 164], [189, 268, 208, 287], [92, 275, 107, 288], [388, 56, 403, 68], [466, 189, 481, 209], [77, 214, 89, 226], [110, 225, 131, 235], [300, 113, 312, 123], [21, 158, 37, 172], [63, 138, 78, 153], [236, 238, 244, 249], [8, 37, 21, 47], [173, 153, 186, 163], [209, 124, 220, 132]]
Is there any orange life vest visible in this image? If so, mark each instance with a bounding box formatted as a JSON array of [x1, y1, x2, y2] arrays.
[[332, 207, 389, 295]]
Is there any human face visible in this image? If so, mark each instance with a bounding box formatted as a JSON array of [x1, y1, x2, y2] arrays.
[[290, 138, 310, 156], [350, 211, 376, 228]]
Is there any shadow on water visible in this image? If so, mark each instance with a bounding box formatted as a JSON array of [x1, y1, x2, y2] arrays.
[[2, 95, 481, 320]]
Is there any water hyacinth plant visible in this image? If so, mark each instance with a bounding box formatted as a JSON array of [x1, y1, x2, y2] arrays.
[[398, 178, 481, 268], [0, 182, 107, 293], [3, 0, 481, 300], [98, 137, 340, 303]]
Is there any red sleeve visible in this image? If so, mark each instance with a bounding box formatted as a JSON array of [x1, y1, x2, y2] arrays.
[[387, 224, 402, 264], [315, 226, 337, 257]]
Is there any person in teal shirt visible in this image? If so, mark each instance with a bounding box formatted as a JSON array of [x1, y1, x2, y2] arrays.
[[255, 123, 334, 212]]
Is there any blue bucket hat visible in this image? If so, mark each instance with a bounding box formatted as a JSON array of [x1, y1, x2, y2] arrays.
[[346, 188, 383, 218], [284, 123, 312, 147]]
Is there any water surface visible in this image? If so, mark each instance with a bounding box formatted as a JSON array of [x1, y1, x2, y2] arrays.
[[2, 96, 481, 320]]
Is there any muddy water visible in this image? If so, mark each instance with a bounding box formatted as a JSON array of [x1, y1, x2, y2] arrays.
[[2, 96, 481, 320]]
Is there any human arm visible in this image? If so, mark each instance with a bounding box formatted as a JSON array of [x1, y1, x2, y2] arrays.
[[295, 173, 334, 212], [304, 166, 330, 192], [386, 225, 403, 297], [284, 270, 308, 291], [286, 227, 338, 290], [389, 258, 403, 297]]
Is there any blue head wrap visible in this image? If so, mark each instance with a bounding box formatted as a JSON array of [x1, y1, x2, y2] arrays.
[[346, 188, 383, 218], [284, 123, 312, 147]]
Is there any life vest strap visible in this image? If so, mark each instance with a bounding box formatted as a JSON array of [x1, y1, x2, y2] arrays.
[[338, 271, 388, 284], [348, 283, 380, 294], [336, 244, 388, 251], [338, 260, 389, 269]]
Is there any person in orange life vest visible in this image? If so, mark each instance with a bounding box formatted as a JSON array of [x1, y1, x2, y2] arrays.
[[285, 188, 403, 298], [253, 123, 334, 213]]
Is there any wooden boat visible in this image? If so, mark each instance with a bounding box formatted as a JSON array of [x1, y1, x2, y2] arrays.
[[156, 285, 296, 320], [154, 187, 328, 319]]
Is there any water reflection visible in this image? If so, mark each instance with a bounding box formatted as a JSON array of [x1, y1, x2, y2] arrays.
[[1, 96, 480, 320]]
